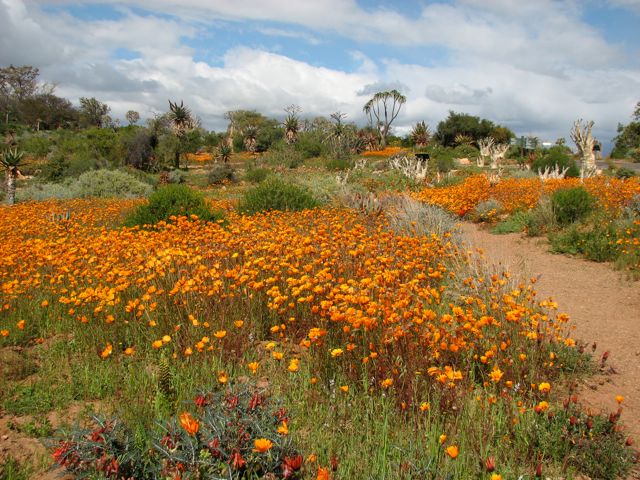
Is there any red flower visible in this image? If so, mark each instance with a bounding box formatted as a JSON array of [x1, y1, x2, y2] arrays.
[[282, 455, 304, 478], [230, 449, 246, 470], [194, 394, 209, 408], [208, 438, 221, 458], [485, 456, 495, 472], [248, 393, 264, 411]]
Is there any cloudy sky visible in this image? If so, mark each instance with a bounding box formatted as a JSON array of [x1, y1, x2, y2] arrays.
[[2, 0, 639, 149]]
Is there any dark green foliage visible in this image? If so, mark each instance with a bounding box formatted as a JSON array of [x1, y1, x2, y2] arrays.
[[615, 167, 636, 179], [243, 167, 271, 183], [551, 187, 595, 225], [238, 177, 319, 215], [207, 164, 236, 185], [157, 355, 176, 402], [550, 223, 617, 262], [532, 146, 580, 177], [295, 131, 326, 158], [325, 157, 353, 171], [611, 121, 640, 159], [125, 185, 224, 227], [264, 144, 305, 169], [19, 134, 51, 158], [124, 129, 156, 171], [435, 111, 513, 147], [452, 143, 479, 159]]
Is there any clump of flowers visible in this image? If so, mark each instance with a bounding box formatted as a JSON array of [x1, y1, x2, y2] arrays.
[[52, 382, 304, 479]]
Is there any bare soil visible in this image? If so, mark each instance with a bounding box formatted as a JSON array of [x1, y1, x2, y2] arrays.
[[461, 222, 640, 442]]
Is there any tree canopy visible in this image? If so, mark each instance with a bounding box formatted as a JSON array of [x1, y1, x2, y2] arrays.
[[435, 111, 514, 147]]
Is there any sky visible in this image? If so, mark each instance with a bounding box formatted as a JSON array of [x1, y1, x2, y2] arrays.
[[2, 0, 640, 150]]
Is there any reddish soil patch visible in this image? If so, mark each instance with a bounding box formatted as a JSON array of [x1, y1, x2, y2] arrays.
[[461, 222, 640, 442]]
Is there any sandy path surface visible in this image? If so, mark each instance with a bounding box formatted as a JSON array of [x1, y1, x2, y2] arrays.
[[461, 222, 640, 441]]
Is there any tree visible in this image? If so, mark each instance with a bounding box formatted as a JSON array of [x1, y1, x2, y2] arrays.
[[570, 119, 596, 179], [410, 121, 431, 148], [168, 100, 194, 168], [0, 65, 39, 100], [19, 93, 78, 130], [79, 97, 111, 127], [611, 102, 640, 160], [363, 89, 406, 148], [126, 110, 140, 125], [435, 111, 513, 147], [283, 105, 301, 145], [1, 148, 24, 205]]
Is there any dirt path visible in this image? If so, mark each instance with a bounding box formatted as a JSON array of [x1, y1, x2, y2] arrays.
[[461, 222, 640, 441]]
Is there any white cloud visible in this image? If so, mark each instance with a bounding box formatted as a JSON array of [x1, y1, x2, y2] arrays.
[[2, 0, 640, 148]]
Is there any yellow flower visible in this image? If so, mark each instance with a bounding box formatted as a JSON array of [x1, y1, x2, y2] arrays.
[[100, 343, 113, 359], [184, 347, 193, 356], [179, 412, 199, 436], [234, 320, 244, 328], [439, 434, 447, 444], [124, 347, 135, 356], [16, 320, 25, 330], [247, 362, 259, 374], [214, 330, 226, 339], [538, 382, 551, 393], [162, 335, 171, 344], [218, 372, 228, 384], [40, 300, 49, 308], [615, 395, 625, 404], [489, 365, 504, 383], [419, 402, 430, 412], [380, 378, 393, 389], [339, 385, 349, 393], [253, 438, 273, 453], [272, 351, 284, 361], [330, 348, 344, 357], [491, 474, 502, 480], [288, 359, 300, 372], [445, 445, 459, 459], [277, 420, 289, 435]]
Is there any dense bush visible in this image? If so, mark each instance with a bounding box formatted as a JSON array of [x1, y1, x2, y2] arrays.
[[208, 164, 236, 185], [243, 167, 271, 183], [615, 167, 636, 179], [167, 169, 187, 184], [550, 222, 617, 262], [125, 185, 223, 227], [295, 132, 326, 158], [551, 187, 595, 225], [124, 130, 156, 171], [532, 146, 580, 177], [73, 169, 153, 199], [238, 177, 319, 215], [18, 169, 152, 202], [264, 145, 305, 169]]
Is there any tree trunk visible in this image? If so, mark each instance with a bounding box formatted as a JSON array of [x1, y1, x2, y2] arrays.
[[6, 170, 16, 205], [174, 150, 180, 169]]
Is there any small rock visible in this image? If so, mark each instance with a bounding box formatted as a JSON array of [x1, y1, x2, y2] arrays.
[[1, 434, 8, 441]]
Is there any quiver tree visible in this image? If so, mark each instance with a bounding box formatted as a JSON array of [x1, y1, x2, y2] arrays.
[[224, 111, 237, 152], [570, 119, 596, 179], [489, 142, 509, 169], [283, 105, 301, 145], [363, 89, 406, 148], [168, 100, 194, 169], [1, 148, 24, 205], [410, 121, 431, 148], [243, 125, 258, 154], [477, 137, 494, 167]]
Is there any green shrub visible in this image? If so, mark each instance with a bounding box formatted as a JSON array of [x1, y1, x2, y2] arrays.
[[243, 167, 271, 184], [550, 222, 617, 262], [238, 177, 320, 215], [207, 164, 236, 185], [73, 169, 153, 199], [551, 187, 595, 225], [532, 146, 580, 177], [125, 185, 223, 227], [492, 211, 529, 234], [325, 157, 353, 171], [615, 167, 636, 179], [525, 197, 555, 236], [264, 144, 305, 169]]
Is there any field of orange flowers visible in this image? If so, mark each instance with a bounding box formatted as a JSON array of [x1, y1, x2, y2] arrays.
[[0, 197, 634, 478], [414, 175, 640, 216]]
